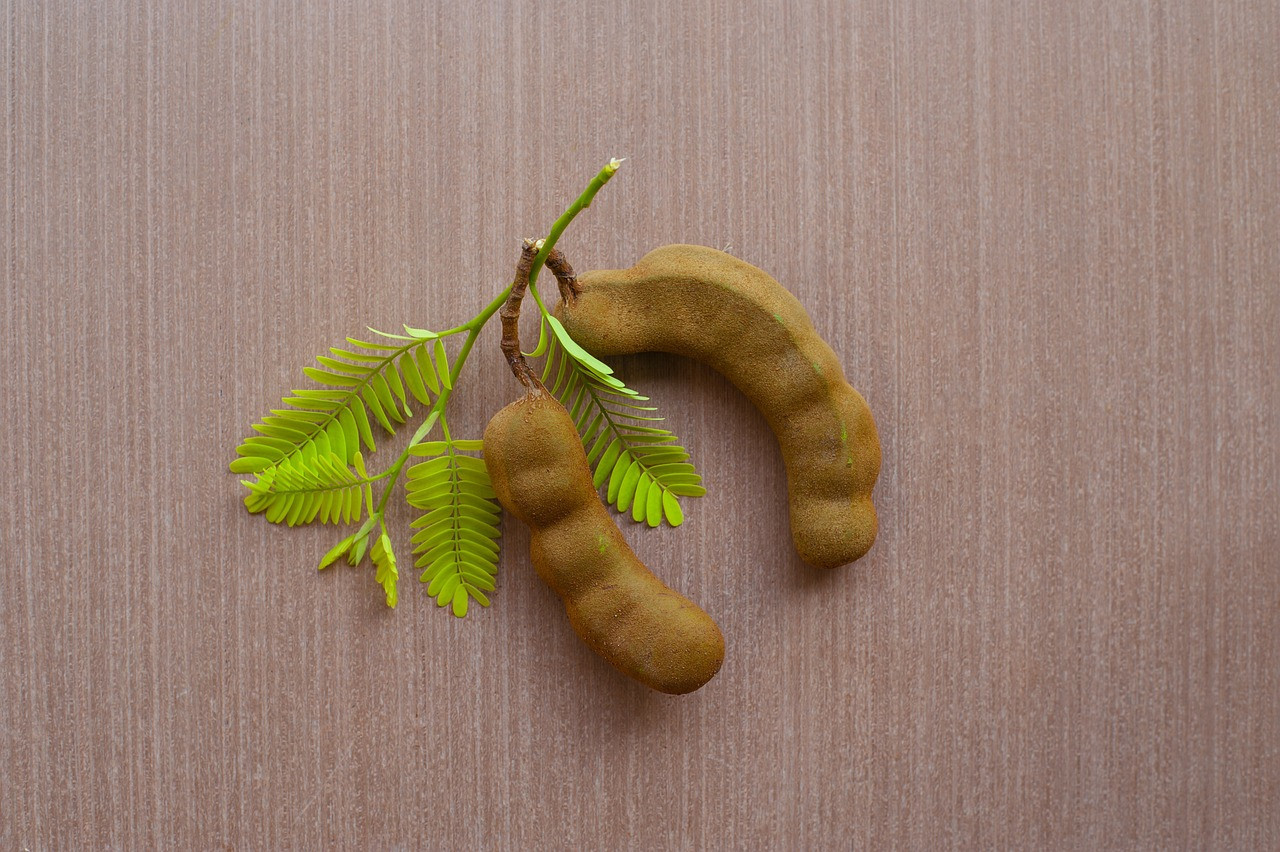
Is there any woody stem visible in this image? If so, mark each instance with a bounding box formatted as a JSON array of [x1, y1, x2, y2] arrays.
[[498, 239, 544, 391]]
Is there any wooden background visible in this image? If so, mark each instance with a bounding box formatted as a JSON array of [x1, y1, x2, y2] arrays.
[[3, 1, 1277, 848]]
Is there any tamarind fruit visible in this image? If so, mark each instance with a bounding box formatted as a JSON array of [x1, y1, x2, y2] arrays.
[[484, 392, 725, 694], [484, 241, 724, 695], [554, 244, 881, 569]]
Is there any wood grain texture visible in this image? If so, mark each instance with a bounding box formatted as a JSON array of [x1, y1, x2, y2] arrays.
[[3, 0, 1277, 848]]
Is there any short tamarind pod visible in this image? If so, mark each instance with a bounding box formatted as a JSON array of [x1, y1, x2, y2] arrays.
[[484, 391, 725, 694], [555, 244, 881, 569]]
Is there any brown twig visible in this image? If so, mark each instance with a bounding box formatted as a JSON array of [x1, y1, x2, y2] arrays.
[[546, 248, 581, 304], [499, 239, 546, 392]]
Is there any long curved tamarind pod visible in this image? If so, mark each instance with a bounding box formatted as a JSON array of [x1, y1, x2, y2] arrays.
[[484, 392, 725, 694], [485, 240, 724, 694], [556, 244, 881, 569]]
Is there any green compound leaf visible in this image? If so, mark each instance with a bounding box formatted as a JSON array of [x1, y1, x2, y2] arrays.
[[232, 330, 451, 524], [370, 531, 399, 608], [315, 524, 395, 607], [405, 436, 501, 617], [240, 451, 374, 527], [540, 327, 705, 528]]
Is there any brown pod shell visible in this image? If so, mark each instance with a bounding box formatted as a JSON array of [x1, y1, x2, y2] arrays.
[[556, 244, 881, 569], [483, 392, 725, 694]]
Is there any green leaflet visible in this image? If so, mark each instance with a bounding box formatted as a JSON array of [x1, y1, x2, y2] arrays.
[[402, 324, 439, 339], [539, 327, 705, 528], [524, 315, 550, 358], [432, 340, 452, 390], [404, 438, 501, 618], [546, 315, 621, 387]]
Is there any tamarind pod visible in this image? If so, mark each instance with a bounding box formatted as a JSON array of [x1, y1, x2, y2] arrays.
[[483, 392, 725, 695], [556, 244, 881, 569]]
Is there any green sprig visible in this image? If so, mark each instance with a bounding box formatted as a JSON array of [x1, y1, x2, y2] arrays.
[[232, 159, 707, 612]]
